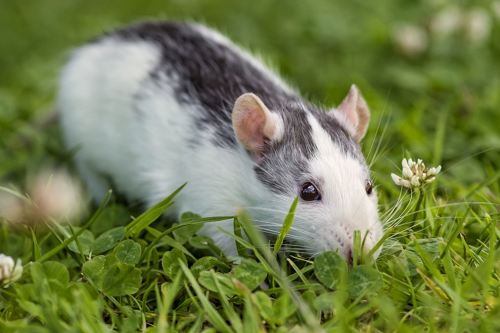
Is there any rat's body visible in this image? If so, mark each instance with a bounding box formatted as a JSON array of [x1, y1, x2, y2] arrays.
[[58, 22, 383, 259]]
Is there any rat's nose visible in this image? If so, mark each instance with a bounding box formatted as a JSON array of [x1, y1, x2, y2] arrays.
[[346, 247, 353, 265], [346, 246, 361, 266]]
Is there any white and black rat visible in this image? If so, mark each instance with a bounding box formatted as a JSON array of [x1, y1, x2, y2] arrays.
[[58, 21, 383, 261]]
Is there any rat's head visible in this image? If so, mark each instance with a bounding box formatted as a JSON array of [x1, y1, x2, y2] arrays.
[[232, 85, 383, 262]]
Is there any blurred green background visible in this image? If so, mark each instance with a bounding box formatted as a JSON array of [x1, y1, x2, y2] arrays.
[[0, 0, 499, 199]]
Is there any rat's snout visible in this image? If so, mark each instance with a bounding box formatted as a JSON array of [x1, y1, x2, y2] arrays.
[[345, 247, 355, 266], [332, 225, 381, 264], [319, 222, 382, 262]]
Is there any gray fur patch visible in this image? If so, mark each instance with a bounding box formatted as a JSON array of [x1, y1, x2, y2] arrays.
[[111, 21, 300, 147], [255, 104, 317, 194]]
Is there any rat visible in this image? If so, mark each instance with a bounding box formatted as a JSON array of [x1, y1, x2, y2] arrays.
[[58, 21, 383, 261]]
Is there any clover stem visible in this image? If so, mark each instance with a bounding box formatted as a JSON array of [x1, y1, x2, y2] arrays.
[[410, 187, 425, 225]]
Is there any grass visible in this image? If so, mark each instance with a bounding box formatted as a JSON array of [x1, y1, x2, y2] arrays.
[[1, 0, 500, 332]]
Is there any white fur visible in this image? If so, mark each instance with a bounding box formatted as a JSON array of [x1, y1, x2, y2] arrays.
[[59, 38, 161, 204], [58, 27, 382, 259]]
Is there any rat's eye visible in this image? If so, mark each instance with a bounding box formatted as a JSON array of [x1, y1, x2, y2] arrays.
[[365, 180, 373, 195], [300, 182, 321, 201]]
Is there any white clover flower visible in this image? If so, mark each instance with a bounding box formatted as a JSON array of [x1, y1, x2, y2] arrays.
[[392, 24, 428, 56], [0, 254, 23, 288], [430, 6, 462, 36], [391, 158, 442, 189], [463, 9, 491, 45], [30, 170, 83, 221]]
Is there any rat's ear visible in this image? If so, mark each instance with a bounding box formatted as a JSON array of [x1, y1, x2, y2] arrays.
[[232, 93, 278, 154], [335, 85, 370, 142]]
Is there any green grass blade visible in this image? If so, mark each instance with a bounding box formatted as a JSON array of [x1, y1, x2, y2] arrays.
[[286, 258, 314, 292], [287, 264, 315, 283], [137, 215, 234, 266], [364, 228, 393, 263], [273, 196, 298, 256], [465, 169, 500, 200], [0, 186, 31, 203], [216, 225, 322, 331], [440, 242, 457, 291], [352, 230, 361, 267], [178, 261, 235, 333], [412, 240, 445, 283], [233, 217, 248, 258], [125, 183, 186, 236], [440, 209, 470, 260], [157, 270, 183, 331], [209, 270, 243, 331], [43, 220, 83, 267], [126, 202, 174, 237], [30, 228, 42, 261], [146, 226, 196, 261], [67, 220, 86, 263]]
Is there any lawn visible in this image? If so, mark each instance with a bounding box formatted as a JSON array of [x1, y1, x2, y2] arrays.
[[1, 0, 500, 332]]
